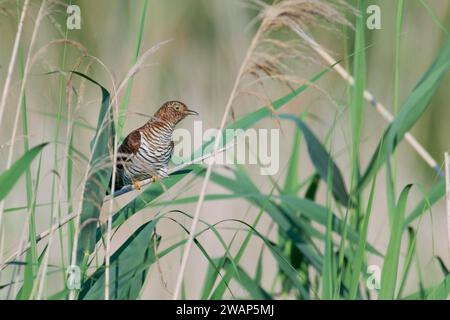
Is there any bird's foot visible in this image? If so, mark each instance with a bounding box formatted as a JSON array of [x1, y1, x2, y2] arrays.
[[133, 180, 142, 190], [150, 175, 168, 192]]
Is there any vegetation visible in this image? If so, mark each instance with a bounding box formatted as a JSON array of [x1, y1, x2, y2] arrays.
[[0, 0, 449, 300]]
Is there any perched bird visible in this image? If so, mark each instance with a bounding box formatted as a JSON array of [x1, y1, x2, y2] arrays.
[[110, 101, 198, 192]]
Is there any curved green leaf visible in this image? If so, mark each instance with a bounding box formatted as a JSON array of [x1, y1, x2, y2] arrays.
[[72, 72, 115, 266], [359, 38, 450, 190], [0, 143, 48, 202], [404, 177, 445, 228], [278, 114, 350, 206], [79, 220, 159, 300], [426, 275, 450, 300], [221, 257, 272, 300], [379, 184, 413, 299]]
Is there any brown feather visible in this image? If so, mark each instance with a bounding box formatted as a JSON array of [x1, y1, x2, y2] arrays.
[[117, 129, 141, 169]]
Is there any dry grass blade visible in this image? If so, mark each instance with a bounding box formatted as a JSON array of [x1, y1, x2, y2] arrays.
[[103, 64, 119, 302], [0, 0, 29, 128], [172, 22, 264, 301], [0, 0, 30, 243], [3, 0, 53, 299], [116, 39, 173, 104]]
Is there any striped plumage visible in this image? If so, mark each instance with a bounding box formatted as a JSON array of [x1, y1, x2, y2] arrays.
[[111, 101, 198, 191]]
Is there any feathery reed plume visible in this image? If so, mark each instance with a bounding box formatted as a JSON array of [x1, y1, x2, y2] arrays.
[[172, 0, 352, 299], [233, 0, 353, 116]]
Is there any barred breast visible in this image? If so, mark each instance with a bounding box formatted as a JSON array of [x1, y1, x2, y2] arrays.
[[122, 123, 174, 185]]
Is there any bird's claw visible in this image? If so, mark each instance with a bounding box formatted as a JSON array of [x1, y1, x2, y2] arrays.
[[151, 175, 158, 183], [133, 180, 141, 190]]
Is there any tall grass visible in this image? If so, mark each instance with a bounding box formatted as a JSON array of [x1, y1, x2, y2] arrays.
[[0, 0, 449, 300]]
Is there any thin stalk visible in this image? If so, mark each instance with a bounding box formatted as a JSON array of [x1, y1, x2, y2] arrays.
[[418, 0, 449, 36], [117, 0, 149, 137], [51, 1, 71, 287], [0, 144, 234, 273], [172, 22, 265, 300], [350, 0, 365, 184], [0, 0, 30, 254], [0, 0, 29, 127], [3, 0, 49, 298], [295, 30, 442, 176], [392, 0, 404, 199], [348, 0, 366, 231], [67, 58, 119, 301], [323, 146, 336, 299], [348, 174, 377, 299], [393, 0, 404, 116], [108, 144, 234, 199], [104, 69, 120, 302], [15, 0, 36, 299]]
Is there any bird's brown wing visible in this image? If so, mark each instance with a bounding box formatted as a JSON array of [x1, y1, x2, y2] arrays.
[[117, 129, 141, 168]]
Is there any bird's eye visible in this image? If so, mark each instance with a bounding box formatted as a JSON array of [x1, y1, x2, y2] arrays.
[[174, 106, 181, 111]]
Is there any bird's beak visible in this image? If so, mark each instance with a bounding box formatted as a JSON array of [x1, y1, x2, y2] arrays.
[[185, 109, 199, 116]]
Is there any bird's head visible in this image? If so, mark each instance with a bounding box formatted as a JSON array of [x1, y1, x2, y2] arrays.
[[153, 101, 198, 125]]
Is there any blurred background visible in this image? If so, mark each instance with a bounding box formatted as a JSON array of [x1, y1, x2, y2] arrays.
[[0, 0, 449, 299]]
